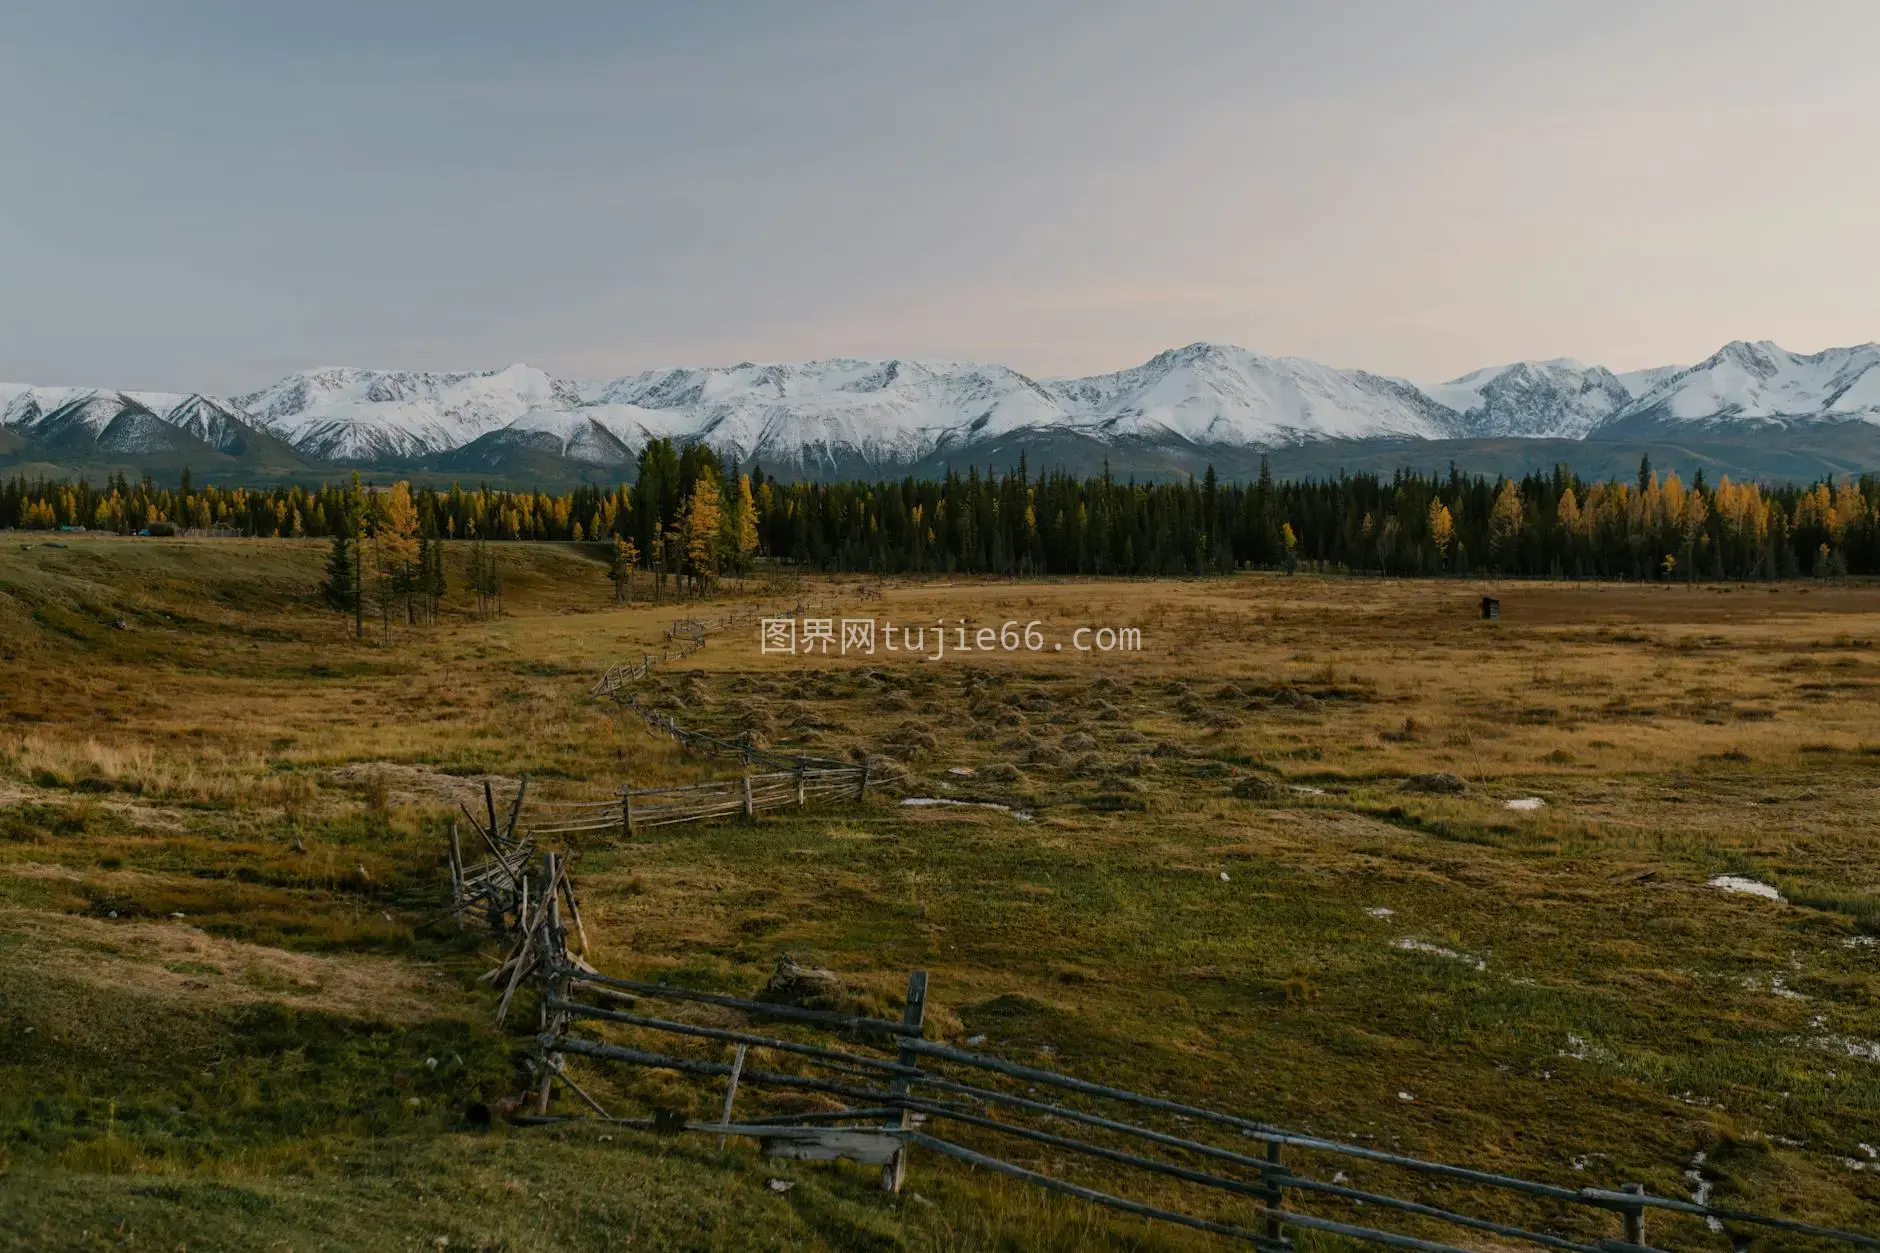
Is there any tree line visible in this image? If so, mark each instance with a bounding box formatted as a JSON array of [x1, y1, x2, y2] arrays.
[[4, 451, 1879, 583]]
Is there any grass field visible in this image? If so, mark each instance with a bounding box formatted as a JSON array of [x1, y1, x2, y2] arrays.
[[1, 535, 1876, 1251]]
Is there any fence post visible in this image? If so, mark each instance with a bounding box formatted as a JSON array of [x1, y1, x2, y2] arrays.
[[718, 1043, 748, 1150], [883, 969, 927, 1193], [857, 763, 871, 803], [533, 852, 563, 1116], [1261, 1139, 1289, 1249], [447, 820, 464, 920], [1619, 1183, 1645, 1247], [620, 787, 635, 838], [742, 772, 755, 819], [796, 764, 806, 808]]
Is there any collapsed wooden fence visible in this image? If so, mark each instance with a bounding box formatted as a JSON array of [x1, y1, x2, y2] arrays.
[[445, 778, 535, 934], [474, 856, 1876, 1253]]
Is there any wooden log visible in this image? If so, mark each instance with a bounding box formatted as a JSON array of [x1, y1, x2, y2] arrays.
[[760, 1127, 902, 1166], [448, 820, 464, 915], [884, 969, 927, 1192], [534, 851, 561, 1115], [485, 781, 499, 844], [742, 772, 755, 819], [505, 774, 529, 841], [719, 1043, 748, 1149], [559, 873, 591, 956]]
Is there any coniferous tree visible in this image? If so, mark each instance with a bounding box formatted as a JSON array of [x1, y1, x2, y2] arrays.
[[322, 531, 355, 616]]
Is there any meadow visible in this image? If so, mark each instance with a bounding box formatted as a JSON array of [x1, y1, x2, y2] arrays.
[[0, 534, 1876, 1251]]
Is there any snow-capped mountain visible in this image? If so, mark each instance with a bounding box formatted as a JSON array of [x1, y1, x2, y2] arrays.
[[1603, 340, 1880, 433], [581, 357, 1066, 472], [234, 364, 579, 462], [1047, 343, 1461, 445], [433, 403, 691, 470], [0, 386, 297, 460], [1422, 359, 1636, 440], [8, 338, 1880, 482]]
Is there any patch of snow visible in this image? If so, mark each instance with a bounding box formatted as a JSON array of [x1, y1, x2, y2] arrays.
[[1709, 875, 1784, 902], [1504, 797, 1546, 811], [1364, 906, 1395, 919], [1684, 1152, 1724, 1233], [1393, 938, 1486, 971]]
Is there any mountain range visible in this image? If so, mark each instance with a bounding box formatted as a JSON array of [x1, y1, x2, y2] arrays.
[[5, 339, 1879, 486]]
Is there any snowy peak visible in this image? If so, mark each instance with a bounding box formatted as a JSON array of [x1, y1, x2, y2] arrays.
[[1614, 340, 1880, 429], [588, 356, 1066, 471], [1423, 359, 1634, 439], [1046, 342, 1460, 446], [234, 364, 579, 461]]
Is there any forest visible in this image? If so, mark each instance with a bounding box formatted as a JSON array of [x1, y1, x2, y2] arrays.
[[4, 440, 1879, 583]]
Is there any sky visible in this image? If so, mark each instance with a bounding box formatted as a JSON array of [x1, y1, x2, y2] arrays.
[[3, 0, 1877, 394]]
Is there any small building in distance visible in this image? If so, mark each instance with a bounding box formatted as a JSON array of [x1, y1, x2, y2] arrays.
[[1480, 596, 1500, 621]]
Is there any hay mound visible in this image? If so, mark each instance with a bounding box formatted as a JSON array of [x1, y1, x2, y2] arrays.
[[1027, 744, 1068, 768], [1149, 740, 1185, 758], [1062, 731, 1097, 752], [1405, 772, 1466, 794], [1231, 775, 1279, 800], [983, 762, 1023, 783]]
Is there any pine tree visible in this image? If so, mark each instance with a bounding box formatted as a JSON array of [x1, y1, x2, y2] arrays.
[[429, 532, 448, 615], [322, 531, 355, 615]]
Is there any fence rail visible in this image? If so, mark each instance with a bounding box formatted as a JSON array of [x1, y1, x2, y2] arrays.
[[591, 605, 793, 700], [526, 764, 870, 837], [485, 856, 1876, 1253]]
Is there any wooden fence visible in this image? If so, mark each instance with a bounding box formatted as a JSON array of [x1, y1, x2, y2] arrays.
[[527, 764, 870, 838], [445, 778, 535, 934], [481, 857, 1878, 1253], [591, 606, 793, 699]]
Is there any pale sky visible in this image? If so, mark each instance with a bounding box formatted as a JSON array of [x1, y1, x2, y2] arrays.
[[3, 0, 1877, 393]]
